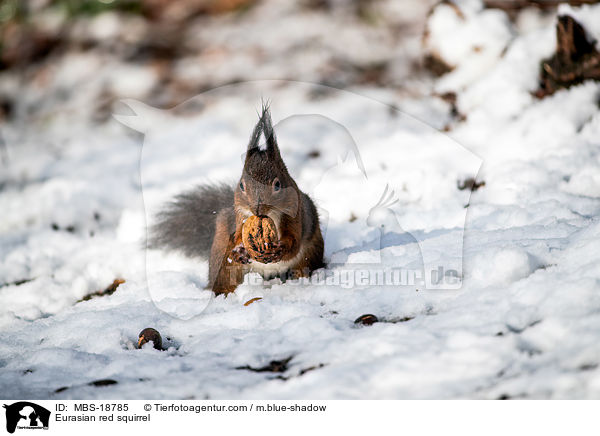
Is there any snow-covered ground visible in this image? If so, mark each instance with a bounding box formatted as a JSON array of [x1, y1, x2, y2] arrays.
[[1, 0, 600, 399]]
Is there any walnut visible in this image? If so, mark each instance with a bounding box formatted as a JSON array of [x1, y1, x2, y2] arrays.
[[242, 215, 278, 260]]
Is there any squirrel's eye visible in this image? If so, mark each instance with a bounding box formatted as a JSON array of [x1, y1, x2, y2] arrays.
[[273, 179, 281, 192], [239, 181, 245, 192]]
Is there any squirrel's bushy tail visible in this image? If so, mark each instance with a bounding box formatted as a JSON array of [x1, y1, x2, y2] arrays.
[[148, 183, 234, 258]]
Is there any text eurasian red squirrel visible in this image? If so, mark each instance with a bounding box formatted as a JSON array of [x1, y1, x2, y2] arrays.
[[149, 105, 324, 294]]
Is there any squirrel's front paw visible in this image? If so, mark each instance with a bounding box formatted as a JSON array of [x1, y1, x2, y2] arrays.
[[230, 244, 250, 264], [252, 241, 284, 264]]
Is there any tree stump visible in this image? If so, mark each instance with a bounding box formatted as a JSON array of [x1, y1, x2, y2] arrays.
[[536, 15, 600, 98]]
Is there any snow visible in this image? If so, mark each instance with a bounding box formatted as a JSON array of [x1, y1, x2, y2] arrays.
[[1, 0, 600, 399], [426, 0, 515, 92]]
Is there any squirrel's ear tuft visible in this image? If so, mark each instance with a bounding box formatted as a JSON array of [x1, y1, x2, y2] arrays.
[[247, 114, 263, 152], [247, 101, 282, 161], [261, 105, 283, 161]]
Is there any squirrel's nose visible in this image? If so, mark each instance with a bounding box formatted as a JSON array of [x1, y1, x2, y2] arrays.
[[253, 198, 262, 216]]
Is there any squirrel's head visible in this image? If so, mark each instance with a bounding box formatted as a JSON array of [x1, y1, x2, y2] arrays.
[[235, 105, 299, 220]]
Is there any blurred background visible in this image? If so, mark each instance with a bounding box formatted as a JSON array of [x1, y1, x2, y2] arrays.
[[0, 0, 438, 127], [2, 0, 597, 147]]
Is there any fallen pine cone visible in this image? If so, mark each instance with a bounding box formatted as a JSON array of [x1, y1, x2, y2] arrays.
[[138, 328, 162, 350]]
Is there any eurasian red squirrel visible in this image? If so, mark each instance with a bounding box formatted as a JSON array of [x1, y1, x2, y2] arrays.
[[149, 105, 324, 294]]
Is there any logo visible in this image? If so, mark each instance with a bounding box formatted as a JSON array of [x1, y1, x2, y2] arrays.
[[3, 402, 50, 434]]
